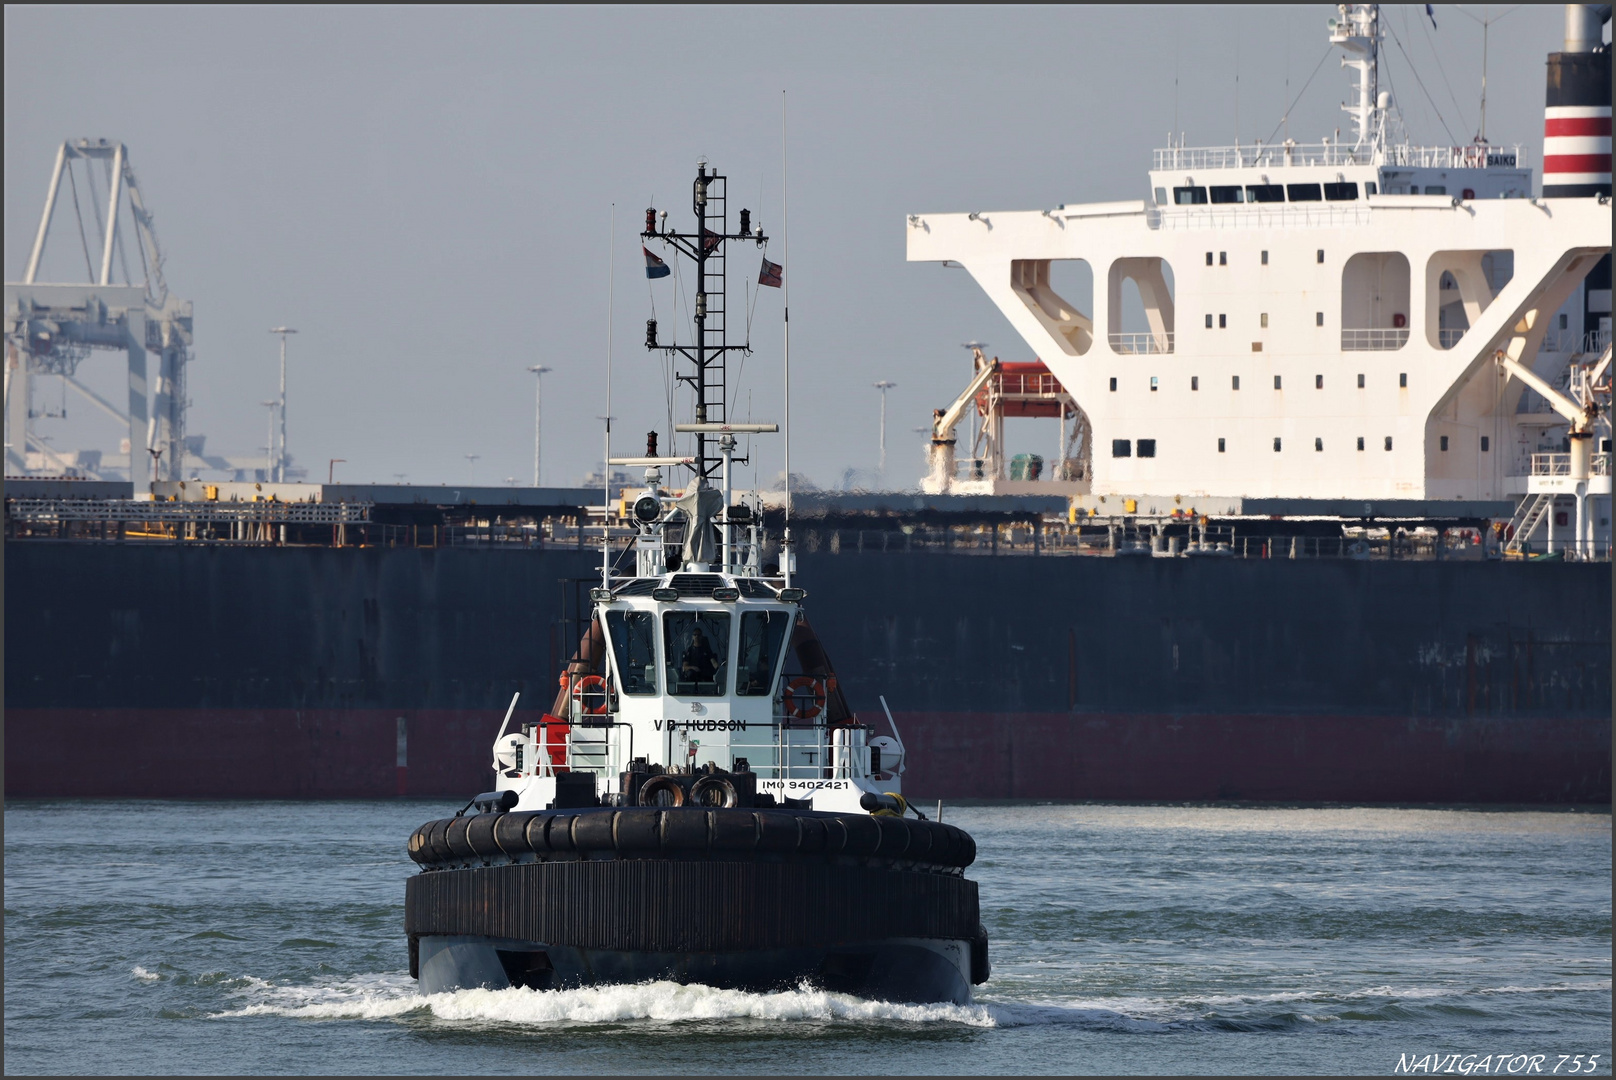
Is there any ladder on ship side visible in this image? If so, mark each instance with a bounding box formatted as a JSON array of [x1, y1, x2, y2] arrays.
[[1504, 493, 1554, 555]]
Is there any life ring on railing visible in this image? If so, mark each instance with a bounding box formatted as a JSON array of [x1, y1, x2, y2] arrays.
[[572, 674, 609, 715], [785, 676, 826, 720]]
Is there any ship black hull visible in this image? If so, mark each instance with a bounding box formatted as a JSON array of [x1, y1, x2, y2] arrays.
[[405, 808, 986, 1004], [414, 934, 973, 1004], [5, 542, 1610, 803]]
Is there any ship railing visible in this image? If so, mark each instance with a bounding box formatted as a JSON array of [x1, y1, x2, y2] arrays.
[[2, 497, 371, 524], [1155, 205, 1372, 231], [1107, 332, 1174, 355], [723, 719, 876, 781], [1595, 453, 1612, 476], [1341, 328, 1410, 352], [1438, 327, 1467, 349], [1151, 142, 1523, 171], [1531, 453, 1571, 476]]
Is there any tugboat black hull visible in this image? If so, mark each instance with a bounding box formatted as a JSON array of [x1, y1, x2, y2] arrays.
[[415, 934, 974, 1004], [405, 807, 989, 1005]]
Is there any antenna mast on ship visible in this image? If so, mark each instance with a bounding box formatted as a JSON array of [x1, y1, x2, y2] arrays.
[[1329, 4, 1386, 159], [640, 162, 777, 573]]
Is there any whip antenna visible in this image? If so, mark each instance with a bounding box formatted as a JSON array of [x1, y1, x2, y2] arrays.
[[603, 203, 615, 586], [781, 90, 794, 586]]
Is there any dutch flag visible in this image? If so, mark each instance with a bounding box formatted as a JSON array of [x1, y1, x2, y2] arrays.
[[643, 246, 671, 279]]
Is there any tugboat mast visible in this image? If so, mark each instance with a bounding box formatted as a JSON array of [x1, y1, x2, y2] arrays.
[[642, 161, 770, 485]]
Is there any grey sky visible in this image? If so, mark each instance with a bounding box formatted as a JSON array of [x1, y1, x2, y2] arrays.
[[4, 5, 1572, 489]]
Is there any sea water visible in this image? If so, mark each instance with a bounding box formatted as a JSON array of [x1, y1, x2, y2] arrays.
[[3, 800, 1609, 1076]]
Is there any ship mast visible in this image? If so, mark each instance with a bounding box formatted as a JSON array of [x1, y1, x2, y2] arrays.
[[642, 162, 768, 485]]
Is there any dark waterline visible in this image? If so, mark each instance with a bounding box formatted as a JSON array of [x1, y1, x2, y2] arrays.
[[4, 801, 1610, 1076]]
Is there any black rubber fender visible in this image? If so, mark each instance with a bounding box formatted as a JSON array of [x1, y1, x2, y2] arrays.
[[465, 814, 502, 861], [425, 817, 455, 864], [492, 811, 534, 858], [613, 808, 661, 851], [970, 922, 991, 985], [444, 816, 477, 861], [871, 815, 911, 858]]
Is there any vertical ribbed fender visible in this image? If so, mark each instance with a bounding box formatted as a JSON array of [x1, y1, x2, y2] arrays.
[[572, 810, 616, 851], [546, 814, 579, 852], [709, 809, 759, 851], [465, 814, 503, 861], [444, 817, 477, 860], [613, 809, 661, 852], [795, 815, 828, 854], [493, 812, 535, 858], [660, 807, 709, 851], [755, 811, 801, 853], [871, 815, 911, 858], [839, 814, 881, 857], [904, 819, 935, 863], [425, 818, 455, 863]]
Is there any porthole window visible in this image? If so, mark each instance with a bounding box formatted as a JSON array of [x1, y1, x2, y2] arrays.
[[1440, 435, 1449, 451], [1109, 377, 1117, 391], [1261, 250, 1269, 265], [1137, 439, 1157, 458], [1316, 312, 1324, 327], [1150, 376, 1159, 392], [1191, 376, 1199, 391], [1219, 314, 1227, 329], [1481, 436, 1490, 452], [1315, 374, 1323, 389], [1232, 375, 1240, 390], [1315, 437, 1323, 451], [1274, 375, 1283, 390], [1357, 436, 1365, 451], [1399, 373, 1408, 388], [1260, 313, 1269, 328], [1385, 436, 1393, 451], [1273, 437, 1283, 452], [1205, 314, 1213, 328], [1218, 252, 1227, 266], [1111, 439, 1131, 458], [1217, 437, 1226, 453], [1357, 373, 1365, 388]]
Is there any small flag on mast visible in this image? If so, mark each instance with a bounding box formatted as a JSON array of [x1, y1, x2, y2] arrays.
[[758, 256, 783, 288], [643, 246, 671, 279]]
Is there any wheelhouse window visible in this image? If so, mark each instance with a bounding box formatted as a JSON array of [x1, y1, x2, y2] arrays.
[[605, 610, 659, 695], [1246, 184, 1284, 203], [1173, 186, 1208, 205], [736, 610, 791, 697], [1323, 182, 1358, 201], [1210, 185, 1244, 204], [663, 610, 731, 697], [1286, 183, 1323, 202]]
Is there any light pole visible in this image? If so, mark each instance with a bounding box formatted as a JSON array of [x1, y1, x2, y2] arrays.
[[528, 365, 552, 486], [269, 327, 297, 482], [261, 400, 278, 481], [873, 380, 896, 479]]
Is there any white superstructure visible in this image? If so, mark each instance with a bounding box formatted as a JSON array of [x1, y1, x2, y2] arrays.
[[908, 5, 1612, 555]]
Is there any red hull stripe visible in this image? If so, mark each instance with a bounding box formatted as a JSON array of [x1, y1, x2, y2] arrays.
[[1542, 153, 1613, 174], [1546, 116, 1613, 138]]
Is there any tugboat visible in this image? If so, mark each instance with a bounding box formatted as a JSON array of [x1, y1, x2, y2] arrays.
[[404, 160, 989, 1004]]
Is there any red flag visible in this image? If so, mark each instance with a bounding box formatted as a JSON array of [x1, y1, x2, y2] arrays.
[[758, 257, 782, 288]]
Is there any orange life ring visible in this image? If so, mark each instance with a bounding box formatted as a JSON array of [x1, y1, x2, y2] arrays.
[[572, 674, 609, 715], [785, 676, 826, 720]]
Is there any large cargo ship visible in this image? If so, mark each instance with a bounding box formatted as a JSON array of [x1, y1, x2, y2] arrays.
[[4, 5, 1611, 804], [3, 538, 1609, 802]]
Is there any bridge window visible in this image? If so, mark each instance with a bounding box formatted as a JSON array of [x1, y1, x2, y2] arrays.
[[1108, 257, 1176, 355], [1246, 184, 1284, 203], [1112, 439, 1132, 458], [1174, 186, 1208, 205], [1137, 439, 1157, 458], [663, 610, 731, 698], [1010, 259, 1093, 356], [736, 610, 791, 697], [605, 610, 659, 695], [1210, 186, 1244, 204], [1324, 182, 1358, 201], [1288, 183, 1323, 202], [1341, 252, 1411, 350]]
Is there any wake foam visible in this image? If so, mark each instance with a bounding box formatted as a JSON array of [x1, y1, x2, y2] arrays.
[[211, 973, 1002, 1027]]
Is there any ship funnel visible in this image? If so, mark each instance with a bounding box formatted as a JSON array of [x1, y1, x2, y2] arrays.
[[1543, 5, 1612, 197], [1564, 4, 1610, 52]]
